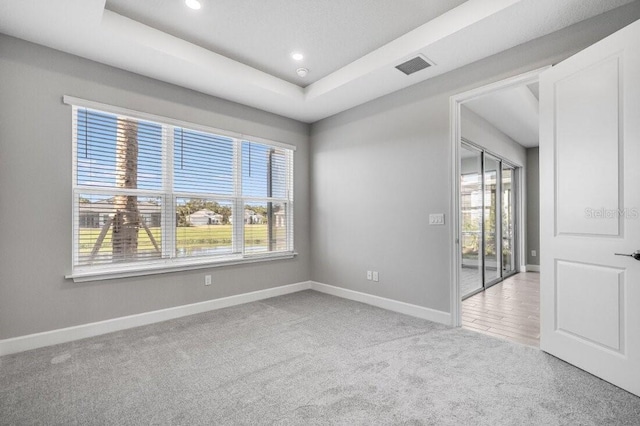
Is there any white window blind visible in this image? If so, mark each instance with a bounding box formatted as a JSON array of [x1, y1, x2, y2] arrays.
[[173, 128, 235, 195], [173, 128, 236, 259], [241, 141, 292, 254], [69, 99, 294, 278]]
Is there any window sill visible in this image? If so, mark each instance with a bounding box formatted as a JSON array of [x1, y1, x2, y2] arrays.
[[66, 252, 297, 283]]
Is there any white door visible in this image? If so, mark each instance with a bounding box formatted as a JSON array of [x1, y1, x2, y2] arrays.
[[540, 18, 640, 397]]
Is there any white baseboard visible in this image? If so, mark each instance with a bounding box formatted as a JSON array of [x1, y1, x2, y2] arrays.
[[1, 280, 453, 356], [310, 281, 451, 325], [526, 264, 541, 272], [0, 281, 311, 356]]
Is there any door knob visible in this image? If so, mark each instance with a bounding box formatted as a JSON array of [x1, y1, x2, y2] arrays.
[[614, 251, 640, 260]]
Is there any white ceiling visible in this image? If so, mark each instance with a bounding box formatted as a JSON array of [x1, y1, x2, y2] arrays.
[[0, 0, 635, 123], [465, 85, 540, 148], [105, 0, 467, 86]]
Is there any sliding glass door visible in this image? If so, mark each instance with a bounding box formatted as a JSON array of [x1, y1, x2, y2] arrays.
[[483, 155, 501, 287], [460, 141, 518, 299], [460, 145, 483, 297]]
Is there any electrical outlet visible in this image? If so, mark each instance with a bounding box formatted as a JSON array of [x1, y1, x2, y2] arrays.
[[531, 250, 537, 257], [372, 271, 379, 282], [205, 275, 212, 286], [367, 271, 372, 280], [429, 213, 445, 225]]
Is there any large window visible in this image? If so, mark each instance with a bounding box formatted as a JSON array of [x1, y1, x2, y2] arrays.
[[69, 98, 294, 279]]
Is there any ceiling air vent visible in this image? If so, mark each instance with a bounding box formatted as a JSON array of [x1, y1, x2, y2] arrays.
[[395, 55, 433, 76]]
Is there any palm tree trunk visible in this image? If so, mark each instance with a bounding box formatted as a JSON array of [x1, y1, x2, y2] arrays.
[[112, 118, 139, 261]]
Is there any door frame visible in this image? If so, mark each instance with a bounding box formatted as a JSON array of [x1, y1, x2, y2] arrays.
[[449, 67, 549, 327]]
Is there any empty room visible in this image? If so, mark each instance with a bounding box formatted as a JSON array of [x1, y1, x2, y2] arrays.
[[1, 0, 640, 424]]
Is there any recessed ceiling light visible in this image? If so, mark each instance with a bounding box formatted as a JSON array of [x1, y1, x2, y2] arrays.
[[291, 52, 304, 61], [185, 0, 201, 10], [296, 68, 309, 78]]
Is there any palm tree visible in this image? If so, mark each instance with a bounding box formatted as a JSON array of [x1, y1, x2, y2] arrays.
[[112, 118, 139, 261]]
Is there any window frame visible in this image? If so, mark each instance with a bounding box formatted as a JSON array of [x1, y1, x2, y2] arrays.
[[65, 96, 296, 282]]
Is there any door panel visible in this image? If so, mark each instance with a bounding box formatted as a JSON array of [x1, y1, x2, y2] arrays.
[[556, 55, 621, 237], [556, 261, 623, 352], [540, 18, 640, 396]]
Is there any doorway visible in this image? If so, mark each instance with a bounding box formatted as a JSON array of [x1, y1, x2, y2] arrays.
[[460, 142, 518, 299], [449, 67, 547, 329], [451, 19, 640, 395]]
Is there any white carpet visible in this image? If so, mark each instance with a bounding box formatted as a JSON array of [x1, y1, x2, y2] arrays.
[[1, 290, 638, 424]]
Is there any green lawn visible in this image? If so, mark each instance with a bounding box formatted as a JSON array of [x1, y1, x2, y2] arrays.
[[78, 224, 270, 257]]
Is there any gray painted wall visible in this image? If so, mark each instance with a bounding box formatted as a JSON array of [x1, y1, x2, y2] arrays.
[[461, 107, 526, 167], [526, 148, 540, 266], [1, 2, 638, 340], [0, 35, 310, 339], [310, 4, 640, 314]]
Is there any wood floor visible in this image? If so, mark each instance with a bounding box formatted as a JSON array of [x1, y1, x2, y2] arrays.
[[462, 272, 540, 347]]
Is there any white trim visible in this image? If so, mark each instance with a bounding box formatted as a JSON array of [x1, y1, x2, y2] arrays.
[[232, 140, 243, 254], [286, 150, 294, 252], [67, 252, 297, 282], [71, 107, 80, 268], [0, 281, 312, 356], [449, 95, 462, 327], [310, 282, 451, 325], [526, 264, 541, 272], [449, 66, 550, 328], [0, 281, 455, 356], [63, 95, 297, 151]]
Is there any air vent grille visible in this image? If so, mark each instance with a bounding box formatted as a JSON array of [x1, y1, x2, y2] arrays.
[[395, 56, 432, 76]]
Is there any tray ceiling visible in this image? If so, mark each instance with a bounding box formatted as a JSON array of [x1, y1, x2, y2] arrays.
[[0, 0, 636, 122]]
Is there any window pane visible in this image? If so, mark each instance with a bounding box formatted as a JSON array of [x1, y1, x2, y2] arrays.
[[242, 141, 288, 198], [76, 194, 162, 266], [76, 109, 163, 190], [173, 128, 234, 195], [72, 103, 294, 274], [176, 198, 233, 257], [484, 156, 500, 284], [244, 202, 288, 253]]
